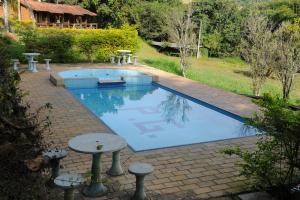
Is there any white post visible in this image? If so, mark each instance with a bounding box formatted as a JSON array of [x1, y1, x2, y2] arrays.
[[196, 20, 202, 59], [122, 54, 127, 65], [12, 59, 20, 71], [133, 56, 138, 65], [31, 61, 38, 73], [28, 56, 34, 71], [117, 56, 121, 66], [127, 54, 132, 64], [110, 55, 115, 64], [45, 59, 51, 71]]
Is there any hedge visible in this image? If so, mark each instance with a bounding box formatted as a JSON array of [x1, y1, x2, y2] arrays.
[[19, 26, 139, 63]]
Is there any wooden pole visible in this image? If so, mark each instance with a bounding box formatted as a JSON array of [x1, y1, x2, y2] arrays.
[[196, 20, 202, 59]]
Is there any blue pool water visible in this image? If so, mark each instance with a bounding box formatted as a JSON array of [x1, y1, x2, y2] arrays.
[[68, 83, 256, 151]]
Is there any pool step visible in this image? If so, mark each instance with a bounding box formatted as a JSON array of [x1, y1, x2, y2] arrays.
[[98, 79, 126, 86]]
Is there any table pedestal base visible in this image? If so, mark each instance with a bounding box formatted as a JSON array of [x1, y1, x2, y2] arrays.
[[46, 159, 61, 187], [64, 188, 75, 200], [82, 183, 107, 197], [107, 150, 124, 176], [122, 55, 127, 65], [83, 153, 108, 197]]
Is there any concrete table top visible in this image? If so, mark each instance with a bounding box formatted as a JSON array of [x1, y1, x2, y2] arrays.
[[23, 53, 41, 56], [117, 50, 131, 54], [128, 162, 154, 176], [68, 133, 127, 154]]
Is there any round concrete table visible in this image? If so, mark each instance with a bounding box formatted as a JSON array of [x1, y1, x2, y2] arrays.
[[23, 53, 40, 72], [117, 50, 131, 65], [68, 133, 127, 197]]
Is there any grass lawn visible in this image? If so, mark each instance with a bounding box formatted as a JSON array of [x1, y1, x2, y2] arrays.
[[136, 38, 300, 105]]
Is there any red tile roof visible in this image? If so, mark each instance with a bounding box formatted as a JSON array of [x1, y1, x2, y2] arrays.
[[21, 0, 97, 16]]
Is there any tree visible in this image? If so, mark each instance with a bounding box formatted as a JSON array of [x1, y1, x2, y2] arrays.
[[135, 1, 169, 41], [167, 4, 196, 77], [1, 0, 19, 32], [261, 0, 300, 29], [273, 20, 300, 99], [2, 0, 9, 32], [240, 10, 274, 96], [192, 0, 244, 57]]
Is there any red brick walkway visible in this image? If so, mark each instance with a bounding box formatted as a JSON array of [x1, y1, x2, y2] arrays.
[[20, 63, 258, 200]]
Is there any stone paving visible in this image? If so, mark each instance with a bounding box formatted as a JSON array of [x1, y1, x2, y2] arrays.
[[20, 63, 259, 200]]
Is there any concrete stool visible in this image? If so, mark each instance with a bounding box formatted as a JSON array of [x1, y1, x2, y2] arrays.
[[44, 59, 52, 71], [43, 148, 68, 186], [122, 54, 127, 65], [54, 173, 84, 200], [132, 56, 138, 65], [31, 61, 38, 73], [127, 54, 133, 64], [128, 162, 154, 200], [110, 54, 115, 64], [116, 56, 122, 66], [11, 59, 20, 71]]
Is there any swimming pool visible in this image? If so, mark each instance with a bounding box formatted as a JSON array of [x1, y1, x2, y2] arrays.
[[68, 81, 256, 151]]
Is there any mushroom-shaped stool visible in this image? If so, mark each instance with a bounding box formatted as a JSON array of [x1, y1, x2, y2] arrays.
[[128, 162, 154, 200], [43, 148, 68, 186], [54, 173, 84, 200]]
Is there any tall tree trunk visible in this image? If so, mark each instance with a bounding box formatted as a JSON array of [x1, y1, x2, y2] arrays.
[[282, 74, 293, 100], [3, 0, 9, 32], [17, 0, 21, 20], [196, 20, 202, 59], [252, 78, 261, 97]]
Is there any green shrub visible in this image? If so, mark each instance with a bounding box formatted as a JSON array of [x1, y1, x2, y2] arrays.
[[0, 33, 52, 200], [223, 95, 300, 199], [199, 48, 208, 58], [19, 26, 138, 63], [0, 33, 25, 65]]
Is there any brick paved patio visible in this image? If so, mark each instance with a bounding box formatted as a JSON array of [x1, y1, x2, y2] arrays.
[[20, 63, 259, 200]]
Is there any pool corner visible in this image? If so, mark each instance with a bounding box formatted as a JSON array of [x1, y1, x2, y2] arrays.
[[50, 73, 64, 87]]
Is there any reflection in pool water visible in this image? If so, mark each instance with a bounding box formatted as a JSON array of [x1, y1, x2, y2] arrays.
[[69, 83, 257, 151], [159, 94, 192, 124]]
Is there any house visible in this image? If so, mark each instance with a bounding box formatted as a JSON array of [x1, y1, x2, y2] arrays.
[[0, 0, 97, 29]]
